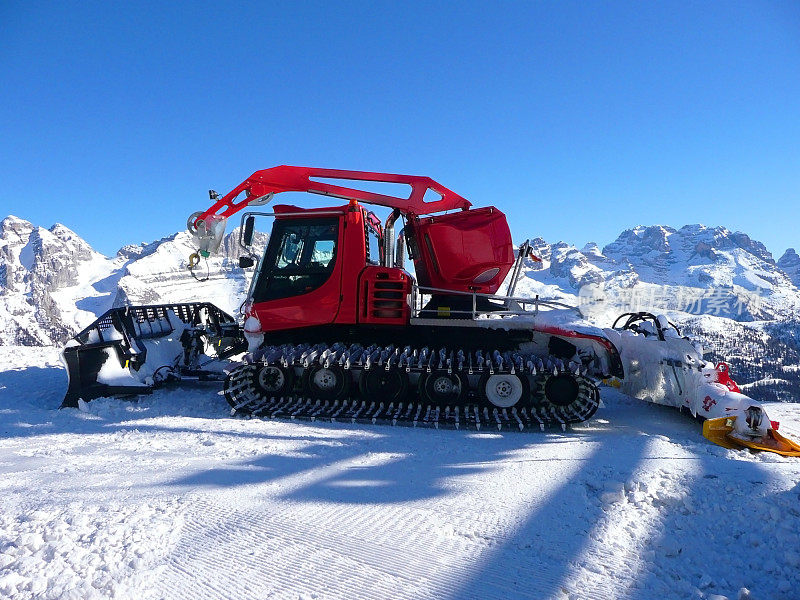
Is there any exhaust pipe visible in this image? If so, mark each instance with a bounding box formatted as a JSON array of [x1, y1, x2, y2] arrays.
[[383, 209, 401, 268]]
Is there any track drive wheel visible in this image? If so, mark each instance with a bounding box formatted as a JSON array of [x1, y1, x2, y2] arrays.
[[479, 373, 530, 409], [420, 371, 465, 404], [304, 364, 350, 401], [358, 368, 409, 403]]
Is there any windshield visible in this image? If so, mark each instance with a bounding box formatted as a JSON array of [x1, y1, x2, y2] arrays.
[[252, 217, 339, 302]]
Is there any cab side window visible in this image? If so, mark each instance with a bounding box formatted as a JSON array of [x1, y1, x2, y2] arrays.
[[252, 218, 339, 302], [366, 225, 381, 265]]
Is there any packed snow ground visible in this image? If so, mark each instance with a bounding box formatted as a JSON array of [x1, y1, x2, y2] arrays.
[[1, 347, 799, 600]]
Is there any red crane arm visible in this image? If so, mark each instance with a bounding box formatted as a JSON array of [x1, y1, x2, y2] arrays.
[[197, 165, 472, 222]]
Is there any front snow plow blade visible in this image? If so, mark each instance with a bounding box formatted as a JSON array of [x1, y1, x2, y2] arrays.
[[703, 417, 800, 457], [61, 303, 246, 408]]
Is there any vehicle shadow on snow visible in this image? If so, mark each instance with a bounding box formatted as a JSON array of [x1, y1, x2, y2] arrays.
[[162, 400, 650, 506], [0, 366, 67, 420], [162, 398, 649, 503], [165, 416, 664, 598], [440, 401, 790, 600], [167, 424, 542, 504], [285, 429, 569, 505], [441, 428, 653, 599]]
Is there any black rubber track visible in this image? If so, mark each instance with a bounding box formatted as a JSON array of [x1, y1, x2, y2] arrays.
[[222, 343, 600, 431]]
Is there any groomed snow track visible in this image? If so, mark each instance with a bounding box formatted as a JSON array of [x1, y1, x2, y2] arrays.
[[223, 343, 601, 430]]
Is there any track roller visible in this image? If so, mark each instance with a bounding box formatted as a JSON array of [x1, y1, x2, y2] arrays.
[[304, 364, 350, 401], [420, 371, 465, 405], [358, 367, 409, 403], [480, 373, 530, 409]]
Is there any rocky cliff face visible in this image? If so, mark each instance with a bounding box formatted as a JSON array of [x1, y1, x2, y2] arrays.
[[778, 248, 800, 288], [0, 216, 104, 344]]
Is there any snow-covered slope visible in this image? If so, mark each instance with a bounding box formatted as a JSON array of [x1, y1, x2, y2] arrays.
[[1, 346, 798, 600], [110, 228, 266, 315], [0, 216, 265, 345]]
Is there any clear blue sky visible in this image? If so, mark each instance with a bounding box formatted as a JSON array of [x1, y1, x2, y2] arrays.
[[2, 1, 799, 257]]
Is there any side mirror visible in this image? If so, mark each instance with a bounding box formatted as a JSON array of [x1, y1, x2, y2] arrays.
[[243, 216, 256, 247], [238, 256, 255, 269]]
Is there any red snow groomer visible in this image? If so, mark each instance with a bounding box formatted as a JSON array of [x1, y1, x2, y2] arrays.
[[62, 166, 623, 430]]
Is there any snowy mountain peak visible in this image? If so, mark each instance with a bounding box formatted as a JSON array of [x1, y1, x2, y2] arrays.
[[48, 223, 97, 254], [2, 217, 96, 261], [0, 216, 113, 344], [117, 233, 179, 261], [604, 225, 676, 255], [778, 248, 800, 287], [602, 224, 776, 266], [1, 214, 34, 230], [581, 241, 601, 255], [579, 242, 607, 265], [705, 227, 774, 264], [779, 247, 799, 263], [0, 216, 35, 254]]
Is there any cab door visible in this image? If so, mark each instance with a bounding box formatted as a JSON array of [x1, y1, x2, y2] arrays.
[[249, 215, 343, 331]]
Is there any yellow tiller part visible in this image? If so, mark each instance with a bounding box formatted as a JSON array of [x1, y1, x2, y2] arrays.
[[703, 417, 800, 457]]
